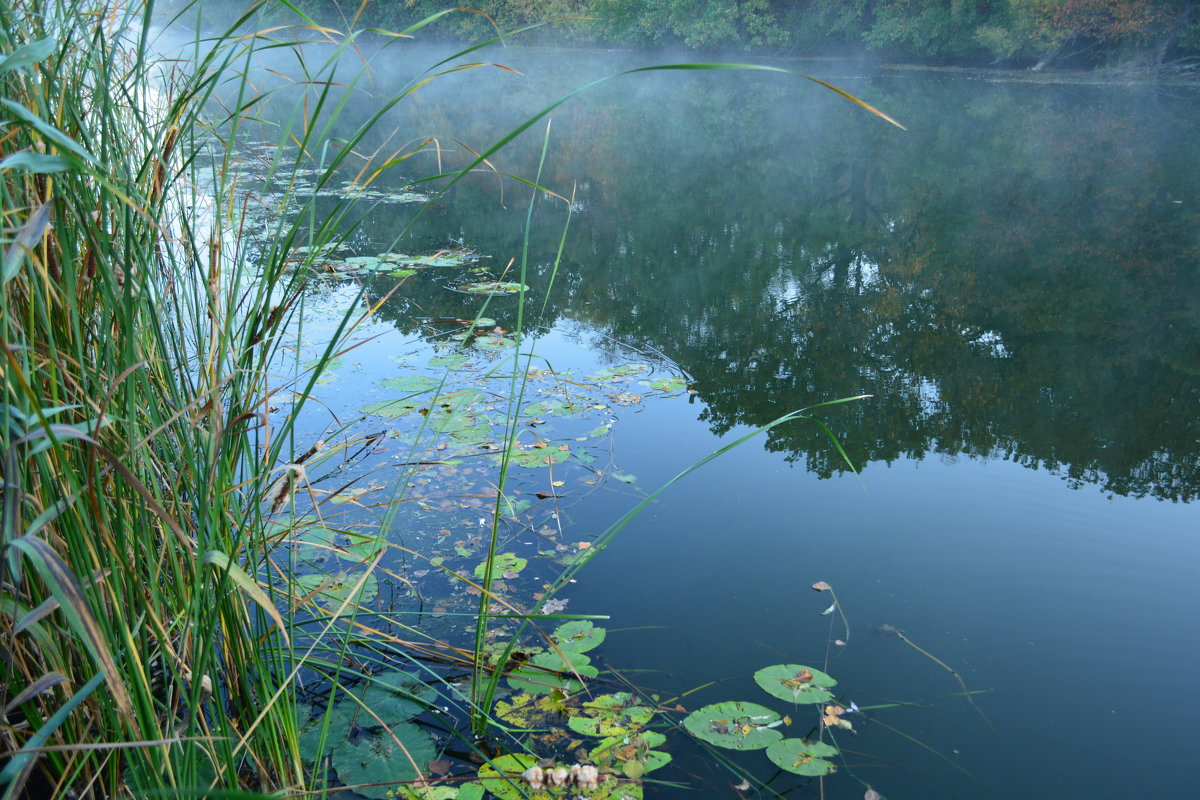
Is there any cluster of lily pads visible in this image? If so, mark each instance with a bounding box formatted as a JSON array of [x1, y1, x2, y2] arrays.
[[682, 664, 845, 778]]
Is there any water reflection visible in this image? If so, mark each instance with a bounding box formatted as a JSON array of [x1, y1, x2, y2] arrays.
[[326, 56, 1200, 502]]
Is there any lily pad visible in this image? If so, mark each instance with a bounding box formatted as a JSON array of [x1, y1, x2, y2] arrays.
[[682, 701, 783, 750], [356, 670, 436, 725], [359, 399, 421, 418], [553, 620, 605, 653], [428, 352, 472, 370], [508, 649, 597, 695], [765, 738, 839, 776], [331, 721, 436, 798], [299, 707, 352, 758], [473, 335, 518, 352], [381, 375, 442, 394], [458, 281, 529, 295], [567, 692, 653, 737], [754, 664, 837, 705], [293, 570, 378, 617], [473, 552, 527, 579], [294, 524, 385, 564], [506, 443, 570, 468], [588, 364, 647, 382], [644, 376, 687, 392], [524, 399, 579, 418]]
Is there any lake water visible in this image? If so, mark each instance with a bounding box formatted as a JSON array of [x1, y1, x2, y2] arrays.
[[243, 44, 1200, 800]]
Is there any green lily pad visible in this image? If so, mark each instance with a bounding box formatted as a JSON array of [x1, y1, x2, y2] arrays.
[[359, 399, 421, 418], [428, 352, 472, 370], [473, 335, 518, 351], [381, 375, 442, 394], [524, 399, 579, 417], [506, 443, 570, 468], [459, 281, 529, 295], [426, 408, 481, 434], [754, 664, 837, 705], [765, 738, 839, 776], [644, 376, 687, 392], [448, 422, 494, 446], [299, 707, 352, 759], [567, 692, 653, 737], [356, 671, 436, 725], [508, 649, 597, 695], [389, 268, 417, 278], [682, 701, 783, 750], [393, 787, 459, 800], [473, 552, 527, 579], [331, 721, 435, 797], [591, 730, 667, 764], [295, 524, 386, 564], [588, 364, 647, 382], [293, 570, 378, 617], [554, 620, 605, 653]]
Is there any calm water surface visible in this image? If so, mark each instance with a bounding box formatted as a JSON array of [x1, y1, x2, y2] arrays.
[[255, 45, 1200, 799]]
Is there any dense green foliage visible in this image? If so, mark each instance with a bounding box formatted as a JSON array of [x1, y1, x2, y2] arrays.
[[280, 0, 1200, 69]]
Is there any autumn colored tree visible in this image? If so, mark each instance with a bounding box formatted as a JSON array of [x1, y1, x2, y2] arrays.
[[975, 0, 1184, 68]]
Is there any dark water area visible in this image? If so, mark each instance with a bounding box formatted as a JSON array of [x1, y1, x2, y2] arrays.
[[247, 43, 1200, 800]]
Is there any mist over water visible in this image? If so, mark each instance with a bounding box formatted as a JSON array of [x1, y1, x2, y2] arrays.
[[209, 34, 1199, 799]]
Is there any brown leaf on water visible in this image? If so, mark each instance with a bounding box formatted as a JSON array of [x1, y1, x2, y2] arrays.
[[812, 581, 831, 592], [824, 704, 845, 717]]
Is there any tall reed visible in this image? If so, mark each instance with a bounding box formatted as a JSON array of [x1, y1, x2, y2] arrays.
[[0, 0, 410, 794]]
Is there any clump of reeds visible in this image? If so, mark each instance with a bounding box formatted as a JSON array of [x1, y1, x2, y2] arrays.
[[0, 0, 409, 794]]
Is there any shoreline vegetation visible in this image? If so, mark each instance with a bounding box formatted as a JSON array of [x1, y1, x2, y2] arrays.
[[242, 0, 1200, 76], [2, 1, 877, 797]]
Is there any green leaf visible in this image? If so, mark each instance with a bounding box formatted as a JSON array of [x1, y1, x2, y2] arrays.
[[0, 37, 56, 75], [202, 550, 290, 646], [381, 375, 442, 393], [357, 671, 435, 725], [360, 399, 421, 418], [293, 570, 379, 617], [765, 738, 838, 776], [0, 99, 95, 164], [508, 650, 597, 695], [754, 664, 837, 705], [459, 281, 529, 294], [681, 701, 783, 750], [0, 152, 74, 173], [524, 399, 578, 417], [474, 552, 527, 579], [331, 722, 435, 797], [554, 620, 606, 653]]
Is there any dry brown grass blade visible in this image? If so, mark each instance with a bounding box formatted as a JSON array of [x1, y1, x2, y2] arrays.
[[5, 536, 136, 721]]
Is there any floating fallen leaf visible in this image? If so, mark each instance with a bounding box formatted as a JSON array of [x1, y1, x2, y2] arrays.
[[864, 790, 881, 800], [820, 602, 837, 616], [812, 581, 831, 592], [734, 779, 751, 791], [834, 639, 846, 646]]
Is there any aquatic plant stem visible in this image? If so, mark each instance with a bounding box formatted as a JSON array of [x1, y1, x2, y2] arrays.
[[894, 631, 997, 734]]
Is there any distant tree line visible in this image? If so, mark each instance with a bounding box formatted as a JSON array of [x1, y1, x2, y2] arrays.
[[285, 0, 1200, 71]]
